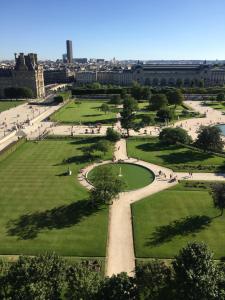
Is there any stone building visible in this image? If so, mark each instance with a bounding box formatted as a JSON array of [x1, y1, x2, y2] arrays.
[[75, 63, 225, 87], [44, 68, 75, 84], [0, 53, 45, 98]]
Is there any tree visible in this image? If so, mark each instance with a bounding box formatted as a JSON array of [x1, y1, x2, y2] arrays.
[[100, 103, 110, 114], [150, 94, 168, 111], [90, 165, 124, 204], [131, 82, 151, 100], [2, 254, 65, 300], [120, 96, 138, 136], [211, 183, 225, 216], [54, 95, 64, 103], [65, 261, 102, 300], [106, 127, 121, 142], [4, 87, 33, 99], [167, 89, 184, 107], [109, 95, 122, 105], [142, 86, 151, 100], [97, 273, 137, 300], [195, 126, 224, 152], [20, 87, 33, 99], [217, 93, 225, 101], [135, 260, 172, 300], [159, 127, 192, 145], [173, 242, 219, 300], [120, 88, 127, 99], [140, 114, 154, 127], [176, 79, 183, 88], [95, 139, 111, 155], [156, 108, 174, 123]]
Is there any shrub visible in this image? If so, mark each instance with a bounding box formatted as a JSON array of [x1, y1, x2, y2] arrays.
[[159, 127, 192, 145], [156, 108, 174, 122], [106, 128, 121, 142]]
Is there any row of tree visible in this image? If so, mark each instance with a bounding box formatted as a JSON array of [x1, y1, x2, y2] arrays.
[[159, 125, 225, 153], [4, 87, 33, 99], [1, 242, 225, 299]]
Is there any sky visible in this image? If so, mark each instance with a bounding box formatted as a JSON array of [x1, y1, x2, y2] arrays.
[[1, 0, 225, 61]]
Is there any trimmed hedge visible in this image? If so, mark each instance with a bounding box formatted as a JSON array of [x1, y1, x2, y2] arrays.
[[0, 137, 26, 163]]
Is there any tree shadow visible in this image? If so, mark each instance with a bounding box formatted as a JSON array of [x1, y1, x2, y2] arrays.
[[158, 150, 214, 164], [70, 137, 102, 145], [83, 114, 102, 117], [82, 117, 117, 125], [56, 171, 68, 176], [7, 200, 102, 240], [146, 215, 212, 246], [136, 142, 179, 152]]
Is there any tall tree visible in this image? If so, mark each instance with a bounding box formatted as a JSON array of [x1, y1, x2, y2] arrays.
[[90, 165, 124, 204], [173, 242, 219, 300], [167, 89, 184, 108], [211, 183, 225, 216], [217, 93, 225, 101], [159, 127, 192, 145], [156, 108, 174, 123], [100, 103, 110, 114], [135, 260, 172, 300], [195, 126, 224, 152], [150, 94, 168, 111], [65, 261, 102, 300], [120, 96, 138, 136], [1, 254, 65, 300], [97, 273, 137, 300]]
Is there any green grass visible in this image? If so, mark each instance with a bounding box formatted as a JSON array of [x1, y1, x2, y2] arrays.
[[135, 102, 194, 124], [127, 137, 225, 172], [0, 100, 25, 112], [88, 163, 155, 191], [132, 181, 225, 259], [51, 100, 118, 124], [0, 137, 113, 257]]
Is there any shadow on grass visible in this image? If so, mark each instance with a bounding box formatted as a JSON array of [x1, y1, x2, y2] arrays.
[[56, 171, 68, 176], [7, 200, 103, 240], [83, 114, 102, 117], [82, 117, 117, 125], [70, 137, 103, 145], [146, 215, 212, 247], [158, 150, 214, 164], [136, 142, 179, 152]]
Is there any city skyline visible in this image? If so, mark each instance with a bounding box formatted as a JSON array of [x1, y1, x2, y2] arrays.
[[1, 0, 225, 61]]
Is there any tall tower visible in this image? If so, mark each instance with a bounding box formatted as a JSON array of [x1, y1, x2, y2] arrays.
[[66, 40, 73, 63]]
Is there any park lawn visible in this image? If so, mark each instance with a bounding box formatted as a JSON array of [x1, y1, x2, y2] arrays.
[[0, 100, 25, 112], [135, 102, 193, 124], [127, 137, 225, 172], [51, 100, 118, 125], [132, 181, 225, 259], [0, 137, 113, 257]]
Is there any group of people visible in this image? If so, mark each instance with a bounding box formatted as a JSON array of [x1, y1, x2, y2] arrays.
[[158, 170, 178, 182]]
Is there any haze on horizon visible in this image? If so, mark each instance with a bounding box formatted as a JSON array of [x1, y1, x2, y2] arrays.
[[1, 0, 225, 61]]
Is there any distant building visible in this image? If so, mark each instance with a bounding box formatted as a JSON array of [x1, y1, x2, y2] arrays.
[[44, 68, 75, 84], [0, 53, 45, 98], [75, 63, 225, 86], [66, 40, 73, 63], [62, 54, 67, 63], [74, 58, 88, 64]]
